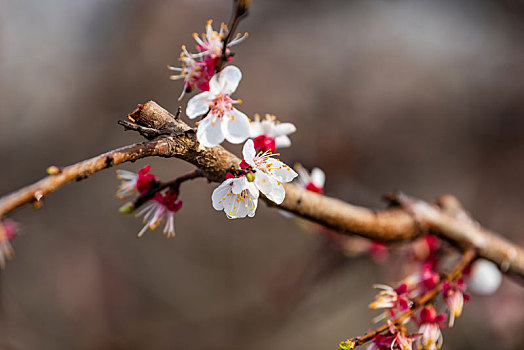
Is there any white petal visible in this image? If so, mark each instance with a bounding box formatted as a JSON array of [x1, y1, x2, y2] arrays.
[[247, 197, 258, 217], [267, 181, 285, 204], [254, 171, 276, 195], [186, 91, 211, 119], [242, 139, 256, 166], [221, 109, 250, 144], [261, 119, 274, 135], [222, 192, 249, 219], [249, 120, 263, 138], [272, 122, 296, 137], [254, 171, 286, 204], [212, 179, 234, 210], [197, 115, 225, 147], [245, 182, 259, 199], [311, 168, 326, 188], [209, 65, 242, 95], [231, 177, 248, 194], [275, 135, 292, 148], [265, 158, 298, 183]]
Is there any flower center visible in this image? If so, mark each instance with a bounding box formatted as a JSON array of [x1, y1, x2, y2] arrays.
[[209, 93, 234, 117]]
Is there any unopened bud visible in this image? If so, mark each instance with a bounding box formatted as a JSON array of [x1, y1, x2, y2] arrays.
[[246, 173, 255, 182], [119, 202, 135, 214], [339, 339, 356, 350], [46, 165, 61, 175]]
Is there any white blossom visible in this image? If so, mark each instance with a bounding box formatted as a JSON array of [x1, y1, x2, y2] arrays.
[[468, 259, 502, 295], [249, 114, 296, 151], [212, 139, 298, 219], [186, 65, 250, 147], [212, 177, 259, 219]]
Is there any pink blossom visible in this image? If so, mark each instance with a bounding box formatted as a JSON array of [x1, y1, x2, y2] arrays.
[[442, 279, 469, 327], [416, 305, 446, 350], [116, 165, 158, 199], [135, 191, 183, 238], [369, 283, 412, 318]]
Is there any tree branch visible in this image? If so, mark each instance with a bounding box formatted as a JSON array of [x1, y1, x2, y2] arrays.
[[1, 101, 523, 279]]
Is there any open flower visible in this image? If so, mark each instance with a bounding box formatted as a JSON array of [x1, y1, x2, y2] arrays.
[[442, 279, 469, 327], [241, 139, 298, 204], [186, 65, 250, 147], [249, 114, 296, 152], [116, 165, 157, 199], [212, 139, 297, 218], [0, 220, 17, 267], [296, 165, 325, 194], [416, 305, 446, 350], [135, 191, 183, 238], [369, 283, 411, 318], [212, 177, 259, 219], [168, 45, 214, 100]]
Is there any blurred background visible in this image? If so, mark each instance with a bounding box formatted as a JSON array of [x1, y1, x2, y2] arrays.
[[1, 0, 524, 349]]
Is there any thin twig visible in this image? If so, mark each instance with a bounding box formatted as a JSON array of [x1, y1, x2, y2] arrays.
[[0, 138, 171, 218], [132, 169, 205, 210]]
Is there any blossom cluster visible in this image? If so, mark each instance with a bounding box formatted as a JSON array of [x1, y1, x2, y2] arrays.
[[116, 165, 182, 238]]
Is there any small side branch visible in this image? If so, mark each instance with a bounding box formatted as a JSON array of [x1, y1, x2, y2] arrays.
[[130, 169, 205, 210]]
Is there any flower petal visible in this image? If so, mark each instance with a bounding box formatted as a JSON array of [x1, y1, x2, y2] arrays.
[[242, 139, 256, 166], [231, 177, 248, 194], [272, 122, 296, 137], [311, 168, 326, 188], [254, 171, 285, 204], [186, 91, 211, 119], [209, 65, 242, 95], [267, 181, 285, 204], [222, 109, 250, 144], [212, 179, 234, 210], [275, 135, 291, 148], [249, 120, 263, 137], [197, 115, 225, 147], [265, 158, 298, 183]]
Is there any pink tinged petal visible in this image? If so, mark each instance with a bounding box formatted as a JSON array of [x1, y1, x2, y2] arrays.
[[221, 109, 250, 144], [209, 65, 242, 95], [242, 139, 257, 166], [272, 122, 296, 137], [197, 116, 225, 147], [274, 135, 292, 148], [311, 168, 326, 188], [186, 91, 211, 119]]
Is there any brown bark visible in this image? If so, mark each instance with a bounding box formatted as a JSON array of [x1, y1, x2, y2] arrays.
[[1, 101, 523, 279]]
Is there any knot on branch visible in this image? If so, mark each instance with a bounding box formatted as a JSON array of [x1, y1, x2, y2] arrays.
[[120, 103, 190, 140]]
